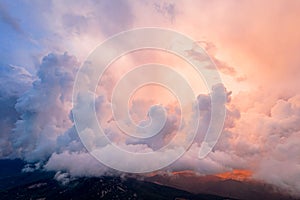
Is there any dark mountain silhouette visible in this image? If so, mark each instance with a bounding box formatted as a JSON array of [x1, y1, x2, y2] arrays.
[[0, 159, 235, 200], [0, 160, 298, 200]]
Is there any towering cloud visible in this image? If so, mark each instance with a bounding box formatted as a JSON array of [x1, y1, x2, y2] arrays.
[[11, 53, 79, 162], [0, 64, 32, 157]]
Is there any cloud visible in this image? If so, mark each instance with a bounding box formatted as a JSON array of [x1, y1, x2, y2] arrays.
[[0, 64, 32, 98], [0, 2, 25, 35], [125, 104, 179, 150], [153, 1, 177, 22], [60, 0, 134, 36], [45, 151, 109, 177], [54, 171, 73, 185], [214, 94, 300, 196], [187, 41, 238, 78], [252, 96, 300, 195], [11, 53, 79, 162], [1, 51, 298, 196], [0, 64, 32, 157]]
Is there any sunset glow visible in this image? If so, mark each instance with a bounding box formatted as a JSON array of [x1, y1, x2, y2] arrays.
[[215, 169, 252, 181]]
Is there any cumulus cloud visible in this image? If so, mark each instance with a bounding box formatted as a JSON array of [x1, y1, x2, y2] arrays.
[[11, 53, 79, 162], [0, 64, 32, 157], [0, 48, 230, 175], [0, 0, 299, 197], [204, 94, 300, 196], [1, 51, 298, 196], [252, 96, 300, 195]]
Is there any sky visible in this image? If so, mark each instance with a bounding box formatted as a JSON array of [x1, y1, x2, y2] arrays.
[[0, 0, 300, 197]]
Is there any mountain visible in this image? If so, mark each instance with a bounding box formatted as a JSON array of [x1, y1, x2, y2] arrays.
[[145, 171, 298, 200], [0, 175, 239, 200], [0, 160, 298, 200], [0, 159, 235, 200]]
